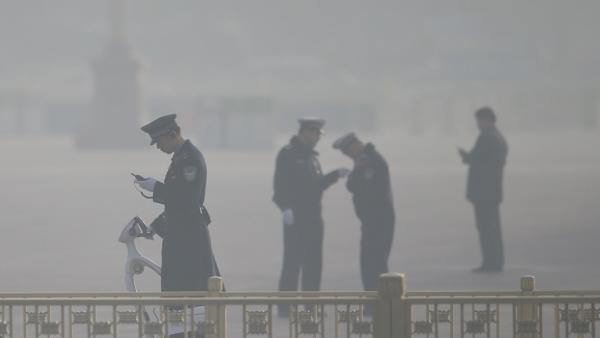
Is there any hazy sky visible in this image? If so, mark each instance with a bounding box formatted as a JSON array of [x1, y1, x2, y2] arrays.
[[1, 1, 599, 101]]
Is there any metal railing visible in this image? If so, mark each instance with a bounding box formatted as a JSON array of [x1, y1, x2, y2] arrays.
[[382, 274, 600, 338], [1, 274, 599, 337]]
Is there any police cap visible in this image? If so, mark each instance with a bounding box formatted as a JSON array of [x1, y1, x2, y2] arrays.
[[298, 118, 326, 133], [140, 114, 178, 145], [332, 132, 359, 151]]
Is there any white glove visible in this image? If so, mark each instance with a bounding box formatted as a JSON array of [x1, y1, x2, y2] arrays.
[[135, 177, 158, 192], [337, 168, 351, 178], [282, 209, 294, 226]]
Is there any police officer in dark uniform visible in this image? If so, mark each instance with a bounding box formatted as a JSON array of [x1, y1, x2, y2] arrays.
[[333, 133, 395, 298], [136, 114, 220, 337], [273, 118, 349, 316], [458, 107, 508, 273]]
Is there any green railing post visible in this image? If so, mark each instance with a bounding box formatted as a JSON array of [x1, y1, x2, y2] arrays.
[[374, 273, 410, 338], [207, 276, 227, 338]]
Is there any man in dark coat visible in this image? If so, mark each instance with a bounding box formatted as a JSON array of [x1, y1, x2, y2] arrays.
[[272, 118, 349, 316], [136, 114, 220, 337], [459, 107, 508, 273], [333, 133, 395, 297]]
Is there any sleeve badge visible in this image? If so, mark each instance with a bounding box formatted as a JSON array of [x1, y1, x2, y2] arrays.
[[183, 166, 198, 181]]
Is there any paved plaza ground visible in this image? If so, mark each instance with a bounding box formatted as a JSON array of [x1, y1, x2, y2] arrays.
[[1, 130, 599, 336]]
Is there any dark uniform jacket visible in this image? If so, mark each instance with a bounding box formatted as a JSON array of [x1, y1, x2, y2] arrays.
[[463, 127, 508, 204], [150, 140, 219, 292], [347, 143, 395, 226], [273, 136, 341, 225]]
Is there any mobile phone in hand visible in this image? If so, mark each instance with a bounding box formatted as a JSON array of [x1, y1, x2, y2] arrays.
[[131, 173, 145, 181]]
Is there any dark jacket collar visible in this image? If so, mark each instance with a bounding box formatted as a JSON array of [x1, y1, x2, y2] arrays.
[[290, 136, 318, 155], [364, 143, 375, 154], [359, 143, 376, 158], [356, 143, 376, 163], [172, 139, 191, 160], [480, 126, 498, 135]]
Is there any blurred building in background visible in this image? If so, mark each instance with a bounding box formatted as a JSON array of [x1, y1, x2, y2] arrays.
[[75, 0, 145, 148], [195, 96, 274, 149], [0, 91, 45, 135], [276, 101, 377, 134], [0, 1, 599, 140]]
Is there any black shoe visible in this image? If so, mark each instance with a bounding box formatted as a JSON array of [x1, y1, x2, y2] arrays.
[[472, 266, 503, 273]]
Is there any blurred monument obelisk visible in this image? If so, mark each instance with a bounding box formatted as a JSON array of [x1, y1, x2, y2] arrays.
[[76, 0, 145, 148]]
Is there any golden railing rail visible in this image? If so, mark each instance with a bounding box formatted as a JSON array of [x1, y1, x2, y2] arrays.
[[0, 274, 599, 337]]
